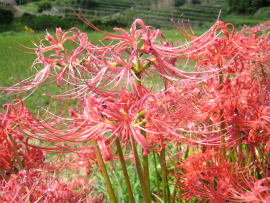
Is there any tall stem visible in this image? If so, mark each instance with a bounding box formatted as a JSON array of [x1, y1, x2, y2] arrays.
[[159, 148, 167, 203], [218, 65, 226, 156], [132, 138, 150, 202], [235, 109, 244, 168], [255, 68, 265, 104], [141, 129, 151, 201], [171, 181, 178, 203], [0, 167, 8, 182], [8, 134, 24, 170], [115, 137, 135, 203], [134, 62, 151, 202], [92, 140, 118, 203], [153, 151, 160, 199], [260, 64, 267, 88]]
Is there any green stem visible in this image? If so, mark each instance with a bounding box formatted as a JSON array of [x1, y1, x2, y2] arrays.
[[201, 144, 206, 153], [132, 138, 150, 202], [183, 146, 189, 159], [115, 137, 135, 203], [218, 65, 226, 156], [92, 140, 118, 203], [133, 59, 151, 201], [0, 167, 8, 182], [255, 68, 265, 104], [259, 63, 270, 93], [8, 134, 24, 171], [141, 129, 151, 202], [159, 149, 167, 203], [235, 109, 244, 168], [135, 72, 141, 86], [153, 151, 160, 200], [260, 64, 267, 87], [171, 182, 177, 203], [167, 183, 171, 203]]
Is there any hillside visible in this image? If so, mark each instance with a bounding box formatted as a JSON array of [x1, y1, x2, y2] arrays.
[[18, 0, 270, 29]]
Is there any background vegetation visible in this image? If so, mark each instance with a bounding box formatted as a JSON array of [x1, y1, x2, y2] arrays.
[[0, 0, 265, 35]]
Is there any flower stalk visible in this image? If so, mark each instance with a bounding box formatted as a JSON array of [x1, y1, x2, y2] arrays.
[[8, 134, 24, 171], [92, 139, 118, 203], [153, 151, 160, 198], [132, 138, 150, 202], [115, 137, 135, 203], [0, 167, 8, 182], [218, 65, 226, 156], [159, 148, 167, 203], [141, 129, 151, 202]]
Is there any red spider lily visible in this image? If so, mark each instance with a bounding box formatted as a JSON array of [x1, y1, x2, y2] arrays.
[[71, 148, 99, 175], [0, 169, 104, 202], [71, 89, 151, 158], [0, 100, 30, 171], [33, 27, 83, 53], [165, 20, 270, 75], [169, 147, 270, 202], [188, 68, 270, 150], [241, 20, 270, 34], [169, 150, 241, 202], [16, 89, 150, 158], [0, 28, 89, 94]]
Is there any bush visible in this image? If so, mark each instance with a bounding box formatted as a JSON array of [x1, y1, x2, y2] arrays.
[[17, 13, 71, 31], [76, 0, 98, 8], [227, 0, 270, 14], [192, 0, 201, 4], [0, 31, 18, 36], [86, 19, 128, 31], [0, 8, 14, 25], [175, 0, 186, 7], [18, 13, 35, 27], [37, 1, 52, 13], [30, 15, 71, 31]]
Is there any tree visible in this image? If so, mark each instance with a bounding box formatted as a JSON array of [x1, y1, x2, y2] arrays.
[[37, 1, 52, 13], [0, 8, 14, 25], [175, 0, 186, 7], [227, 0, 270, 14]]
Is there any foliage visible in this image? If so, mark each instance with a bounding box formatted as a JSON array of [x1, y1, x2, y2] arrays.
[[14, 13, 71, 31], [16, 0, 40, 5], [175, 0, 186, 7], [76, 0, 99, 8], [85, 18, 128, 31], [37, 1, 52, 13], [227, 0, 270, 14], [125, 10, 135, 22], [31, 15, 71, 30], [0, 8, 14, 25], [192, 0, 201, 4]]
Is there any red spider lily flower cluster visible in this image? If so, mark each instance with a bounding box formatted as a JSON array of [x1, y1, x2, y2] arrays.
[[1, 14, 270, 202], [169, 150, 270, 202], [0, 169, 104, 202], [241, 20, 270, 34], [0, 100, 45, 173]]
